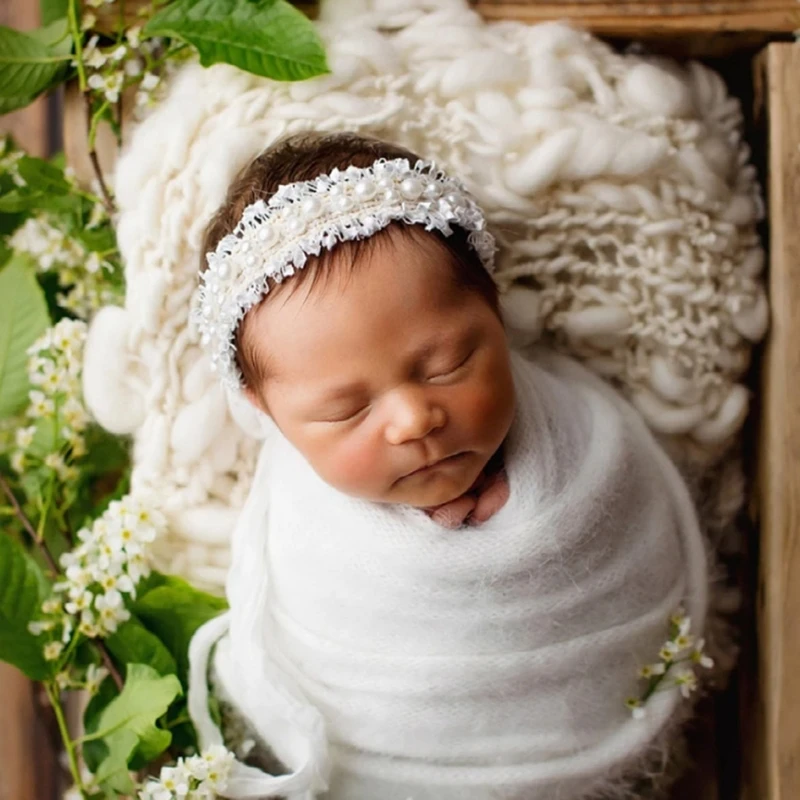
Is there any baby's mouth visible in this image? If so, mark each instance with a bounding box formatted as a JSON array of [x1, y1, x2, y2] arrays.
[[401, 451, 469, 480]]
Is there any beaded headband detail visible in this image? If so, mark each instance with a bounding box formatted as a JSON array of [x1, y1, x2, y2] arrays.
[[193, 157, 496, 389]]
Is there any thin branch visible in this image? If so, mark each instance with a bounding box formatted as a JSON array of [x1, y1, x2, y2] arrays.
[[97, 639, 124, 692], [0, 472, 59, 574], [83, 96, 116, 216]]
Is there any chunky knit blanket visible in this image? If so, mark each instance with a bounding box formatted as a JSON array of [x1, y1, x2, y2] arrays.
[[82, 0, 766, 587], [187, 350, 708, 799]]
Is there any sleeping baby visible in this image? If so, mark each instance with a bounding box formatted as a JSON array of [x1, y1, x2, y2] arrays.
[[186, 131, 710, 800]]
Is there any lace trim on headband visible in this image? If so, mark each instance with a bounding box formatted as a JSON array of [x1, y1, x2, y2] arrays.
[[192, 158, 496, 390]]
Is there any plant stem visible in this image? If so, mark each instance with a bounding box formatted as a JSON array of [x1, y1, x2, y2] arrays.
[[67, 0, 87, 92], [45, 681, 87, 797], [97, 639, 124, 691], [0, 472, 60, 574], [84, 96, 117, 216]]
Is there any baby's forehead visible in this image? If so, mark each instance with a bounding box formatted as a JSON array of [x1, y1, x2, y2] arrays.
[[244, 230, 475, 376]]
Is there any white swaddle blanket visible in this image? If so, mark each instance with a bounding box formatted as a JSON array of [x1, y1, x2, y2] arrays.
[[188, 350, 708, 800]]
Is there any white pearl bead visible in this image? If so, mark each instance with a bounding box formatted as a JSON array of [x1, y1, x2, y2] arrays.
[[445, 192, 462, 206], [301, 197, 320, 217], [241, 241, 250, 253], [217, 261, 230, 279], [288, 217, 306, 235], [377, 177, 394, 191], [246, 254, 256, 267], [400, 178, 423, 199], [335, 196, 352, 212], [201, 333, 211, 346], [423, 182, 441, 199], [383, 189, 398, 203], [258, 227, 273, 243], [354, 179, 376, 199], [328, 184, 343, 197]]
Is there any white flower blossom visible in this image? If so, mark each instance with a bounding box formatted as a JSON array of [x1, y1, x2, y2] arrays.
[[126, 26, 142, 48], [141, 72, 160, 91], [103, 71, 124, 103], [81, 12, 97, 31], [139, 746, 235, 800], [125, 58, 144, 77], [82, 36, 107, 69], [44, 641, 64, 661], [28, 619, 55, 635], [85, 663, 109, 694], [15, 426, 36, 449], [111, 45, 127, 62], [42, 597, 62, 614], [11, 450, 26, 473]]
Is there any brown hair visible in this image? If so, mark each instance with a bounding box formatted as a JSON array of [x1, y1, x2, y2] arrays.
[[200, 131, 499, 389]]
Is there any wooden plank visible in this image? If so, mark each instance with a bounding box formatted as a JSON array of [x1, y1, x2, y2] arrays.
[[0, 664, 59, 800], [0, 0, 48, 157], [750, 41, 800, 800], [472, 1, 800, 36]]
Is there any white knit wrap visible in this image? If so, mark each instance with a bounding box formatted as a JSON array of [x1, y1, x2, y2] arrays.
[[188, 351, 708, 799]]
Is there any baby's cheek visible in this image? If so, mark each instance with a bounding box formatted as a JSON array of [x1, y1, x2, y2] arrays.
[[457, 379, 512, 440], [321, 435, 387, 497]]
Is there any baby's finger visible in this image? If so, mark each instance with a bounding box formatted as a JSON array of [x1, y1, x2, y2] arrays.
[[471, 473, 510, 524], [430, 495, 477, 529]]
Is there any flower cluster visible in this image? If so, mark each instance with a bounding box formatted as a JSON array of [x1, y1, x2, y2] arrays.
[[138, 745, 236, 800], [11, 319, 89, 478], [79, 27, 163, 109], [9, 215, 117, 317], [625, 609, 714, 719], [29, 494, 164, 652]]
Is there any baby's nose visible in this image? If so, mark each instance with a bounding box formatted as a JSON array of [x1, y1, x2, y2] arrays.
[[385, 390, 446, 445]]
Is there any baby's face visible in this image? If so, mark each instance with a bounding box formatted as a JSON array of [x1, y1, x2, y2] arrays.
[[243, 232, 516, 508]]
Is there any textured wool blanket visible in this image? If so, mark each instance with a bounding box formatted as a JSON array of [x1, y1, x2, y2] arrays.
[[188, 350, 708, 799]]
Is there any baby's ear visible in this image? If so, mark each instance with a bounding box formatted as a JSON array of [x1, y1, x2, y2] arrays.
[[243, 384, 269, 416]]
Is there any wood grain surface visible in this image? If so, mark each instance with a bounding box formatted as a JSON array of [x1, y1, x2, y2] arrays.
[[472, 1, 800, 35], [752, 41, 800, 800]]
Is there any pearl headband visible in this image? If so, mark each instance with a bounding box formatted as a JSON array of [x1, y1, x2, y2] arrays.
[[193, 157, 496, 390]]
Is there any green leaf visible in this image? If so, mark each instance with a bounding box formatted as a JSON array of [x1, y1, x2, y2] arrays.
[[0, 255, 50, 419], [0, 25, 71, 114], [40, 0, 69, 27], [0, 534, 51, 680], [30, 18, 72, 58], [89, 664, 181, 791], [17, 156, 71, 195], [144, 0, 328, 82], [133, 575, 227, 683], [105, 614, 178, 677]]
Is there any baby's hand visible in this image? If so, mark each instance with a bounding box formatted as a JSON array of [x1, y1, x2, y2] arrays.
[[470, 471, 510, 524], [429, 495, 478, 529], [427, 468, 509, 529]]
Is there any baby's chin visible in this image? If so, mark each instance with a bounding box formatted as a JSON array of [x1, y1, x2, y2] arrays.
[[388, 462, 485, 509]]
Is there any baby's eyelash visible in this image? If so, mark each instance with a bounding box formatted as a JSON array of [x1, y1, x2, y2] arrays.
[[322, 405, 369, 424], [428, 349, 474, 381]]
